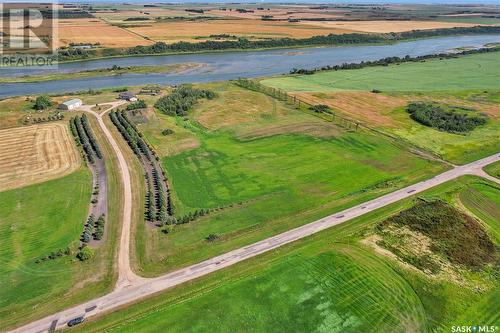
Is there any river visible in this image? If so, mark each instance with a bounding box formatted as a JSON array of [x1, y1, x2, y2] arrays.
[[0, 34, 499, 98]]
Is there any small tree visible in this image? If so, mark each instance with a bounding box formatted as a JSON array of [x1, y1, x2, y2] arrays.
[[34, 95, 52, 110], [77, 246, 94, 261]]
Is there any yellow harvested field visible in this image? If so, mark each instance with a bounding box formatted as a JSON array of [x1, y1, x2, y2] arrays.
[[128, 19, 354, 43], [57, 18, 152, 47], [211, 8, 345, 20], [299, 20, 478, 33], [0, 123, 80, 191]]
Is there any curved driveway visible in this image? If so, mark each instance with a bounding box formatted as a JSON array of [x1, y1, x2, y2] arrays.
[[8, 106, 499, 333]]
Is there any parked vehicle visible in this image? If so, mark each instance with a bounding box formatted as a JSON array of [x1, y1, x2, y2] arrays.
[[67, 316, 85, 327]]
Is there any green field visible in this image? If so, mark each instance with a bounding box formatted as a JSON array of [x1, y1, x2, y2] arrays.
[[72, 176, 500, 333], [134, 82, 446, 275], [261, 52, 500, 92], [0, 170, 92, 329], [484, 161, 500, 180], [437, 16, 500, 25]]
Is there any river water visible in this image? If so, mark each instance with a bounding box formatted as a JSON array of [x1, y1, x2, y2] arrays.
[[0, 34, 499, 98]]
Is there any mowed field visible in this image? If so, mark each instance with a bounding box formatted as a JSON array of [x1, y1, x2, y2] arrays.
[[72, 176, 500, 333], [0, 170, 91, 330], [133, 82, 446, 275], [261, 52, 500, 164], [57, 18, 152, 48], [0, 123, 80, 192]]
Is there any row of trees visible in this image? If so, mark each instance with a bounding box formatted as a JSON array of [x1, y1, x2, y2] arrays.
[[406, 102, 487, 134], [69, 115, 102, 164], [57, 26, 500, 61], [154, 86, 216, 116], [290, 46, 500, 75], [109, 111, 150, 159], [80, 214, 106, 243]]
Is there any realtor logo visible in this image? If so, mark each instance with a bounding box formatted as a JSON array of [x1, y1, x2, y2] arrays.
[[0, 2, 57, 66]]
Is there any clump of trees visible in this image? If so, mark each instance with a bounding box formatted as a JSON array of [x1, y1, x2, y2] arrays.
[[34, 95, 52, 110], [126, 99, 147, 110], [80, 213, 106, 243], [109, 110, 151, 159], [154, 86, 217, 116], [406, 102, 487, 134], [94, 214, 106, 240], [35, 247, 71, 263], [310, 104, 331, 114]]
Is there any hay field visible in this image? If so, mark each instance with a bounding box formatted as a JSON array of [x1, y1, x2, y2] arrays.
[[0, 123, 80, 191], [300, 20, 477, 33], [127, 19, 353, 43], [57, 18, 152, 47]]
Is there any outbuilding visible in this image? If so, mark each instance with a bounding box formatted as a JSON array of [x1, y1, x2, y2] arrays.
[[58, 98, 82, 110], [118, 92, 138, 102]]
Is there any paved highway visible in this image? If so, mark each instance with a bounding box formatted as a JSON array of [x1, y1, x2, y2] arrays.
[[8, 115, 499, 333]]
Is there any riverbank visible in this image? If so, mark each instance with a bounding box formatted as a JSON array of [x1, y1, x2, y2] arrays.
[[0, 63, 203, 84]]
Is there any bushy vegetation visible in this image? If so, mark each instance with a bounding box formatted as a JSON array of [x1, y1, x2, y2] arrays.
[[309, 104, 331, 114], [161, 129, 174, 136], [378, 200, 495, 270], [154, 86, 216, 116], [57, 26, 500, 61], [109, 110, 151, 159], [406, 102, 487, 133], [77, 246, 94, 261], [33, 95, 52, 110], [126, 99, 147, 110]]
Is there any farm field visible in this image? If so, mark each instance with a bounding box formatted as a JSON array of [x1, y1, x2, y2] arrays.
[[70, 176, 500, 333], [132, 82, 446, 275], [299, 19, 477, 33], [261, 52, 500, 164], [126, 19, 352, 43], [0, 123, 80, 191], [57, 18, 152, 48], [484, 161, 500, 179]]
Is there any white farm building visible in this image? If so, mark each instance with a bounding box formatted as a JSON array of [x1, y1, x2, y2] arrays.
[[59, 98, 82, 110]]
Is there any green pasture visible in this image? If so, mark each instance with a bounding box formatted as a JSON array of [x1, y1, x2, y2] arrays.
[[73, 176, 500, 333], [260, 52, 500, 92], [0, 170, 91, 329]]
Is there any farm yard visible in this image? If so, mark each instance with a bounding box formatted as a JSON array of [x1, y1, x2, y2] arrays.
[[70, 176, 500, 333], [261, 52, 500, 164], [0, 123, 80, 191]]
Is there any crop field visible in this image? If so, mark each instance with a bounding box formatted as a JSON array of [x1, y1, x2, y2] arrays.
[[57, 18, 152, 48], [261, 52, 500, 92], [261, 53, 500, 164], [134, 82, 446, 275], [299, 19, 477, 33], [0, 170, 92, 330], [71, 176, 499, 333], [127, 19, 351, 43], [0, 123, 80, 192], [484, 161, 500, 180]]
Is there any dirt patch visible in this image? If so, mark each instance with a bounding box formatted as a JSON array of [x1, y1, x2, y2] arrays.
[[0, 122, 80, 191], [292, 91, 407, 127], [300, 20, 478, 33]]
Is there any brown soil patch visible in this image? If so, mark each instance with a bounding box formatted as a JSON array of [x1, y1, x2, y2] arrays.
[[300, 20, 478, 33], [127, 18, 353, 43], [0, 123, 80, 191], [292, 91, 407, 127], [57, 18, 152, 47]]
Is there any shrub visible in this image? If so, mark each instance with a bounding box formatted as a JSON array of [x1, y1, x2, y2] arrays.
[[77, 246, 94, 261], [34, 95, 52, 110], [206, 234, 219, 242], [126, 99, 147, 110], [309, 104, 331, 114], [161, 129, 174, 136]]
